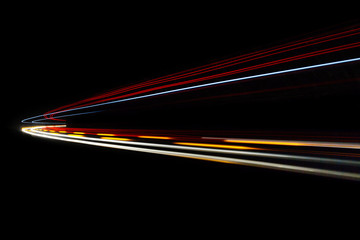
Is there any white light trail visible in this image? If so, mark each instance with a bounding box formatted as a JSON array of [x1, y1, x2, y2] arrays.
[[21, 126, 360, 180], [31, 129, 360, 166], [201, 137, 360, 150]]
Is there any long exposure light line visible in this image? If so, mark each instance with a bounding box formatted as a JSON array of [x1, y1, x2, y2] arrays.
[[21, 126, 360, 180], [48, 57, 360, 117], [22, 57, 360, 123], [224, 138, 360, 149], [200, 137, 360, 149], [22, 110, 102, 123], [48, 27, 358, 113], [46, 43, 360, 119], [23, 126, 360, 167], [25, 127, 360, 166]]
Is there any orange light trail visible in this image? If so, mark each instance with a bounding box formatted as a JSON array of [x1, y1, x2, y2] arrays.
[[224, 139, 360, 149], [174, 142, 258, 150], [138, 136, 172, 140], [225, 139, 305, 146], [100, 137, 132, 141], [21, 126, 360, 181]]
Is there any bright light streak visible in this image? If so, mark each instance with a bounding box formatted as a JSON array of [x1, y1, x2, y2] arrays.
[[39, 27, 360, 121], [97, 133, 115, 136], [174, 142, 257, 150], [67, 134, 85, 137], [31, 128, 360, 166], [138, 136, 172, 140], [100, 137, 132, 141], [22, 111, 101, 124], [224, 138, 360, 149], [22, 58, 360, 123], [21, 126, 360, 180]]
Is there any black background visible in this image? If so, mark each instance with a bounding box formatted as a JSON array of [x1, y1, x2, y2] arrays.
[[4, 3, 360, 233]]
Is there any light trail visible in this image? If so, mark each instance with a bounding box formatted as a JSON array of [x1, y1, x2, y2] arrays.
[[100, 137, 132, 141], [138, 136, 172, 140], [21, 126, 360, 180], [22, 57, 360, 123], [42, 27, 359, 119], [46, 44, 360, 121], [20, 27, 360, 181], [22, 110, 102, 124], [174, 142, 258, 150], [77, 42, 360, 110], [46, 41, 360, 119], [67, 134, 85, 137], [223, 138, 360, 149]]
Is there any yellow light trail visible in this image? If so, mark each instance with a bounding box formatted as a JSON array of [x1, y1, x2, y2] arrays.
[[100, 137, 132, 141], [138, 136, 172, 140], [97, 133, 116, 136], [225, 139, 304, 146], [224, 139, 360, 149], [174, 142, 258, 150], [67, 134, 85, 137], [73, 132, 85, 134], [21, 126, 360, 181]]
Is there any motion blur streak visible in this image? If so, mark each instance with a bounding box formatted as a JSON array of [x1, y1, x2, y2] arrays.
[[22, 57, 360, 124], [42, 27, 360, 121], [224, 139, 360, 149], [20, 26, 360, 180], [69, 27, 357, 104], [174, 142, 258, 150], [138, 136, 172, 140], [67, 134, 85, 137], [100, 137, 132, 141], [21, 126, 360, 180], [22, 110, 101, 124]]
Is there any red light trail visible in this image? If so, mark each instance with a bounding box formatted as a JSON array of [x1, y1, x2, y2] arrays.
[[43, 28, 360, 122]]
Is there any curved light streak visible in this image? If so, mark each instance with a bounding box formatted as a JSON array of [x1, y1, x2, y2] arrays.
[[22, 126, 360, 180], [22, 110, 102, 124]]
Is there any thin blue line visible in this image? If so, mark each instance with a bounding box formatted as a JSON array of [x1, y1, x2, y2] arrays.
[[29, 110, 102, 123], [22, 110, 101, 123]]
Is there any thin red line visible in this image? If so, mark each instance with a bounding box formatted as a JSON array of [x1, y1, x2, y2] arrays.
[[56, 42, 360, 114], [103, 27, 360, 93], [44, 27, 359, 119], [71, 27, 359, 106], [45, 28, 360, 121], [49, 42, 360, 120]]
